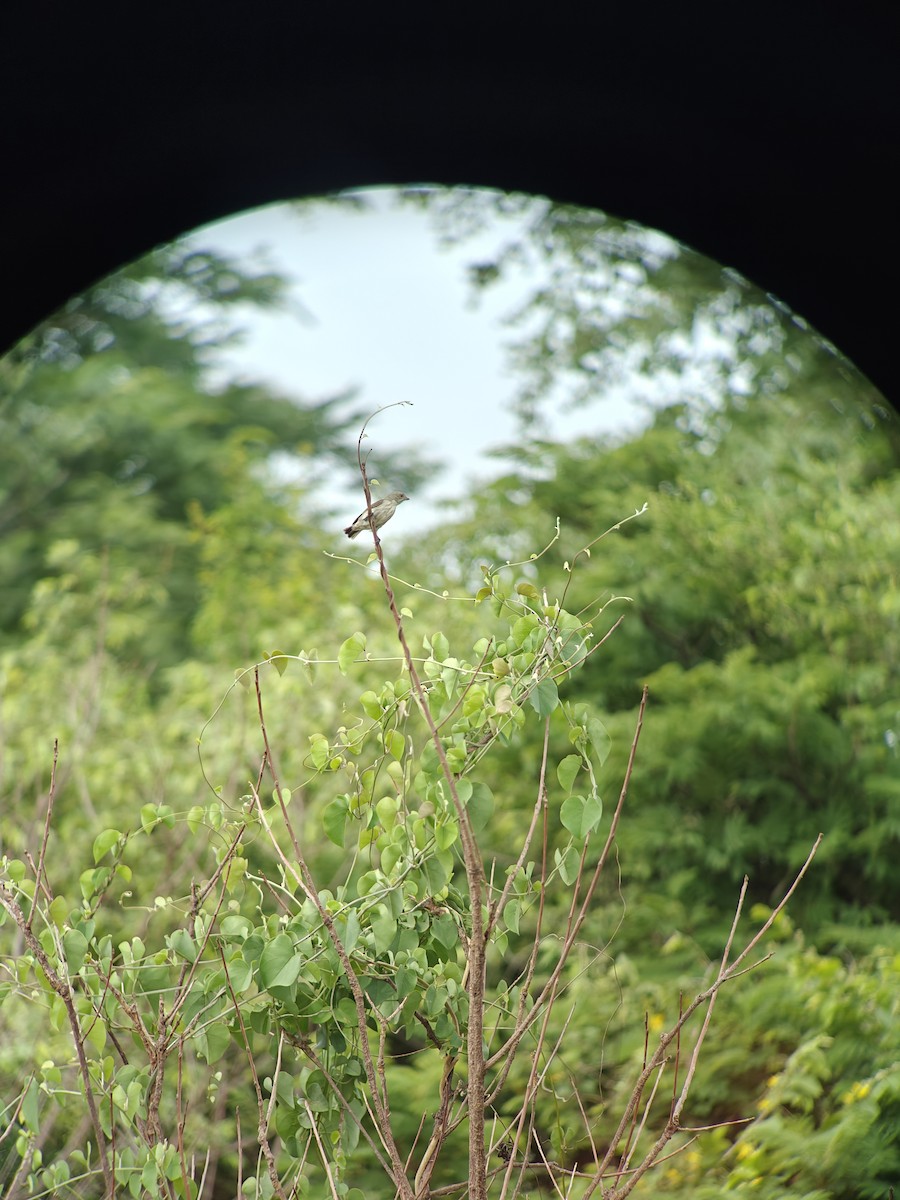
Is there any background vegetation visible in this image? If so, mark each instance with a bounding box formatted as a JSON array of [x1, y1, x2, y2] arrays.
[[1, 190, 898, 1198]]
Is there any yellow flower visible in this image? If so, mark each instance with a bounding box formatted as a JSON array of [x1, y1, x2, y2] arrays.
[[841, 1081, 871, 1104]]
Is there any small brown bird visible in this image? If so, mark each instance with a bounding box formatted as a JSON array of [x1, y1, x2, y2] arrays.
[[343, 491, 409, 538]]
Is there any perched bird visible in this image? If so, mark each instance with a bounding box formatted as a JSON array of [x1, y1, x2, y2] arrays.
[[343, 491, 409, 538]]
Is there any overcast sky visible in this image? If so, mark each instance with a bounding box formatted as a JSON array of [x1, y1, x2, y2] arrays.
[[185, 189, 646, 533]]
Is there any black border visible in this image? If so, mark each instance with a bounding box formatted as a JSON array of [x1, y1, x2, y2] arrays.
[[2, 4, 897, 405]]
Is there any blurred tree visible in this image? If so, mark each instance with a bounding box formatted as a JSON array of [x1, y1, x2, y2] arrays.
[[404, 186, 896, 448], [398, 186, 900, 932], [0, 243, 428, 663], [399, 378, 900, 934]]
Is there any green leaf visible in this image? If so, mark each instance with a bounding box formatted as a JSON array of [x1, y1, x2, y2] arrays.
[[266, 650, 289, 677], [322, 796, 349, 847], [359, 769, 376, 804], [79, 865, 113, 902], [384, 729, 405, 760], [441, 658, 462, 696], [259, 934, 303, 989], [454, 778, 473, 806], [381, 842, 402, 876], [562, 634, 591, 668], [222, 914, 252, 939], [167, 929, 196, 963], [156, 804, 176, 829], [338, 632, 367, 676], [421, 853, 452, 895], [308, 733, 330, 771], [375, 796, 399, 831], [92, 828, 122, 863], [20, 1078, 40, 1133], [140, 804, 159, 833], [197, 1023, 232, 1065], [428, 914, 457, 955], [557, 755, 582, 794], [341, 910, 361, 955], [394, 966, 417, 999], [423, 983, 449, 1017], [587, 716, 612, 767], [359, 690, 382, 718], [504, 899, 521, 934], [48, 895, 69, 929], [226, 959, 253, 993], [463, 685, 487, 718], [370, 905, 397, 955], [554, 844, 579, 886], [431, 632, 450, 661], [186, 805, 205, 833], [435, 819, 459, 850], [529, 677, 559, 717], [561, 793, 604, 838], [512, 615, 539, 646], [62, 929, 89, 973], [466, 782, 495, 834], [86, 1016, 107, 1055]]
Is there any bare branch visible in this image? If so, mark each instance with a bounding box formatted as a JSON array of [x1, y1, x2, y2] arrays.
[[219, 948, 288, 1200], [26, 738, 60, 931], [487, 688, 648, 1073], [585, 834, 822, 1199], [0, 885, 116, 1198], [353, 412, 491, 1198]]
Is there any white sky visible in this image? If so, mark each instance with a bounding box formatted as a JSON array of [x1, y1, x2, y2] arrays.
[[186, 188, 645, 533]]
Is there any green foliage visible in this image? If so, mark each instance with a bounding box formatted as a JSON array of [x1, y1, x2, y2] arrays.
[[3, 189, 900, 1198], [0, 242, 427, 664], [1, 558, 621, 1198], [633, 936, 900, 1199], [402, 383, 900, 936]]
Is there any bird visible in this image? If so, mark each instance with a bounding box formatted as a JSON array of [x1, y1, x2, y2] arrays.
[[343, 491, 409, 538]]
